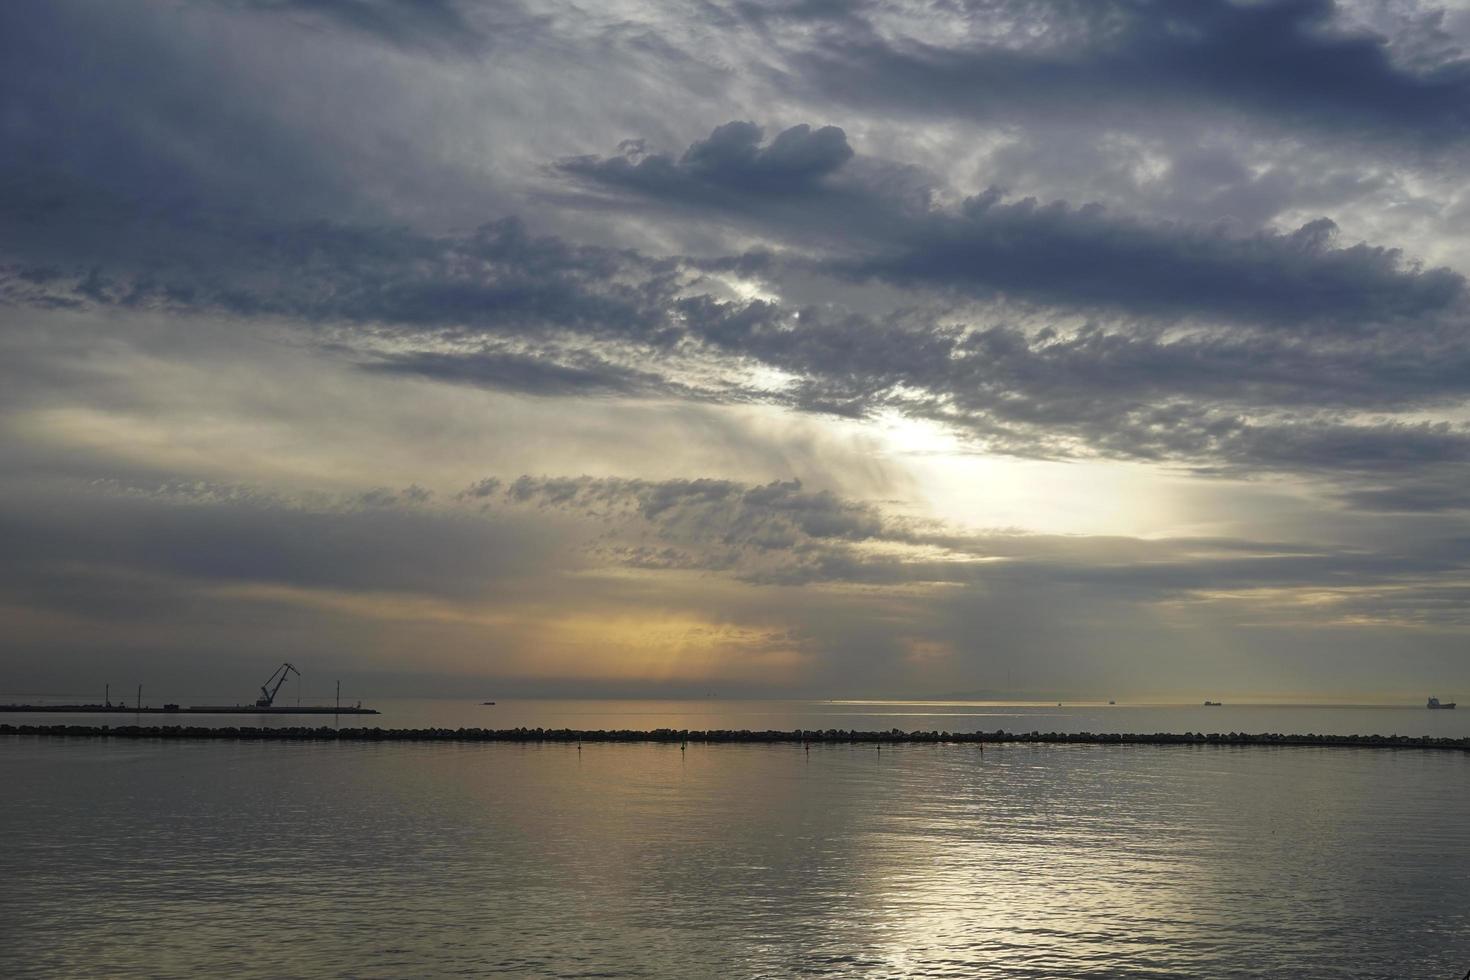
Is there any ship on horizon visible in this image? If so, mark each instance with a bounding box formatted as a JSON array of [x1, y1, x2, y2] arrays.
[[1427, 696, 1456, 709]]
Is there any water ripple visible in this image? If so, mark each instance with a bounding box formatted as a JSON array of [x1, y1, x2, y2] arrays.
[[3, 740, 1468, 978]]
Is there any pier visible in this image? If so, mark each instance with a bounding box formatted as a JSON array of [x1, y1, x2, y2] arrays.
[[1, 664, 378, 715], [0, 704, 379, 715]]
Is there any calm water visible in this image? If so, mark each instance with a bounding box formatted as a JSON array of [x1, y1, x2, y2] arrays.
[[9, 697, 1470, 738], [4, 736, 1468, 978]]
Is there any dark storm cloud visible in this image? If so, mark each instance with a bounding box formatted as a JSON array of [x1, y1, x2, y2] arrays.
[[567, 126, 1464, 327], [559, 122, 855, 198], [771, 0, 1470, 148], [838, 206, 1462, 326]]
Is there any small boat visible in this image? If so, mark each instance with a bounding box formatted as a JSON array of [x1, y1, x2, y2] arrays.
[[1203, 700, 1222, 707], [1427, 697, 1456, 709], [481, 701, 496, 705]]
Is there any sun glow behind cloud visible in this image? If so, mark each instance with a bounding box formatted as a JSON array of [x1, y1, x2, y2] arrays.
[[868, 411, 1192, 538]]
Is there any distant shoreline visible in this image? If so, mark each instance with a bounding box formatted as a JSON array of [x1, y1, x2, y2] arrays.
[[4, 724, 1468, 751]]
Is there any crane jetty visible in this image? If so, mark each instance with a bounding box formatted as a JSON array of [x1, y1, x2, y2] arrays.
[[0, 663, 379, 715]]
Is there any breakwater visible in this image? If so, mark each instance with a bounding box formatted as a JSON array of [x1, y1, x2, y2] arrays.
[[3, 724, 1469, 750]]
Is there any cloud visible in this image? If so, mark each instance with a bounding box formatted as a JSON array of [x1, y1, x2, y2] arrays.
[[837, 205, 1463, 326], [229, 0, 495, 54], [565, 125, 1464, 327], [672, 295, 1470, 484], [14, 468, 1463, 618], [0, 1, 365, 260], [0, 479, 562, 603], [8, 206, 1469, 495], [7, 0, 1464, 492], [1332, 471, 1470, 513], [363, 347, 671, 397], [4, 456, 1469, 696], [505, 474, 885, 545], [559, 121, 855, 198], [484, 474, 1470, 598], [778, 0, 1470, 150], [2, 216, 679, 344]]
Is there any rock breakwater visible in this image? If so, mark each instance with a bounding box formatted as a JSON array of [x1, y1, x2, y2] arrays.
[[3, 724, 1468, 750]]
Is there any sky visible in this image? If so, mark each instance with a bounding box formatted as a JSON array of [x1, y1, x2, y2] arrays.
[[3, 0, 1470, 702]]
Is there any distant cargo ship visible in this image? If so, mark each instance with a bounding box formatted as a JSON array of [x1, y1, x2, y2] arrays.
[[1203, 700, 1222, 706], [1427, 697, 1456, 709]]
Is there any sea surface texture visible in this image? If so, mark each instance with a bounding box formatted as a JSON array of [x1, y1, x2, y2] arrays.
[[4, 729, 1469, 978]]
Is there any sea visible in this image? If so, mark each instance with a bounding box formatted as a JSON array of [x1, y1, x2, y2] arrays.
[[5, 700, 1469, 978]]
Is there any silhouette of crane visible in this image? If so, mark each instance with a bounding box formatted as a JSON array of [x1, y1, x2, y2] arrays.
[[256, 662, 300, 708]]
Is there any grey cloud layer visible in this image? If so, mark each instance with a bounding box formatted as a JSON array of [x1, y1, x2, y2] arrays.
[[27, 469, 1439, 613], [560, 121, 856, 198], [0, 480, 559, 605], [10, 80, 1468, 475], [188, 0, 1470, 159], [8, 201, 1470, 498], [839, 207, 1462, 326], [564, 124, 1464, 326], [10, 472, 1466, 648], [490, 474, 1470, 601], [228, 0, 498, 53], [763, 0, 1470, 148]]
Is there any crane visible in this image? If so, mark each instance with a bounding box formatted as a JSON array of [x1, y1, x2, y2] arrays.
[[256, 662, 300, 708]]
